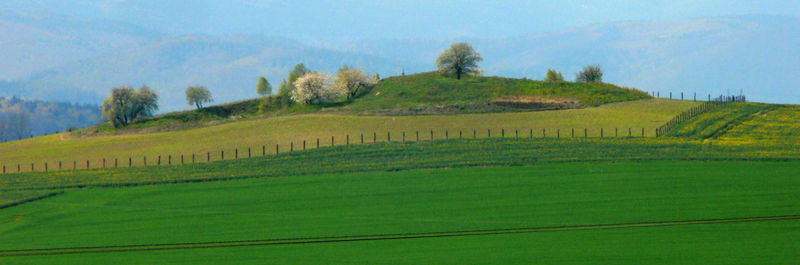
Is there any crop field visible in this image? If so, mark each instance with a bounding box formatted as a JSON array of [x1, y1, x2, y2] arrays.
[[1, 161, 799, 264], [0, 99, 697, 171]]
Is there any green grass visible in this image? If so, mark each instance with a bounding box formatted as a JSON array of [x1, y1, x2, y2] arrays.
[[2, 161, 799, 264], [719, 105, 800, 144], [3, 136, 800, 203], [667, 103, 776, 139], [347, 72, 651, 110], [0, 99, 696, 172]]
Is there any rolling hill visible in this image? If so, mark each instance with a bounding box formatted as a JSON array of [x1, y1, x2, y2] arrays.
[[2, 12, 799, 110]]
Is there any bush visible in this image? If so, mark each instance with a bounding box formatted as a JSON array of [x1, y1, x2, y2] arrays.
[[545, 69, 564, 82], [576, 65, 603, 83]]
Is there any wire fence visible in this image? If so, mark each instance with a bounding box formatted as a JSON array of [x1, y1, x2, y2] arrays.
[[2, 127, 658, 174], [655, 95, 747, 137]]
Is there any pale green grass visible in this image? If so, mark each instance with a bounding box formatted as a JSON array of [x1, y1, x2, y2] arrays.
[[0, 99, 697, 171]]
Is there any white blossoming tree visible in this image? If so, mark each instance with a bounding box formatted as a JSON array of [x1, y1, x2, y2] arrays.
[[291, 72, 344, 105], [333, 66, 376, 100]]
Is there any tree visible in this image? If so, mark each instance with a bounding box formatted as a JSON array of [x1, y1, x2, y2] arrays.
[[576, 65, 603, 83], [102, 85, 159, 127], [545, 69, 564, 82], [256, 77, 272, 97], [288, 64, 311, 83], [436, 42, 483, 79], [186, 86, 213, 109], [291, 73, 343, 105], [334, 66, 376, 100], [277, 64, 312, 106]]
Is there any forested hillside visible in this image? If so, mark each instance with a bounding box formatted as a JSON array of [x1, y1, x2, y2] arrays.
[[0, 97, 102, 141]]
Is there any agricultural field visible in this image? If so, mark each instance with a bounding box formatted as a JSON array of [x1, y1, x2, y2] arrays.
[[1, 161, 799, 264], [0, 99, 697, 171]]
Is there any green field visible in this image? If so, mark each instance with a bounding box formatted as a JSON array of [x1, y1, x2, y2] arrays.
[[0, 99, 696, 172], [2, 91, 799, 264], [1, 161, 799, 264]]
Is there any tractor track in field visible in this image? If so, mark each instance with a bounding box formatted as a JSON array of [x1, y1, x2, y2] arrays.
[[1, 214, 799, 257]]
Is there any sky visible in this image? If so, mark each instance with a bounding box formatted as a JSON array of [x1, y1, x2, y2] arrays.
[[3, 0, 800, 41]]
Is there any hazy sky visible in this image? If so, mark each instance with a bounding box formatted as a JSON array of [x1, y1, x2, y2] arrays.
[[4, 0, 800, 40]]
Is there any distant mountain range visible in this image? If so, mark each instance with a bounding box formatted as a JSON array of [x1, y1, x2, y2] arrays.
[[1, 9, 798, 111]]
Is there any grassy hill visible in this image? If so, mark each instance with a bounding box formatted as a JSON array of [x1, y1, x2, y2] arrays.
[[78, 72, 651, 135], [1, 97, 799, 263], [345, 72, 651, 112], [0, 99, 696, 171]]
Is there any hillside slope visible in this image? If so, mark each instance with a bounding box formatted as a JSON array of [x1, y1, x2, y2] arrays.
[[0, 99, 696, 171], [346, 72, 650, 112]]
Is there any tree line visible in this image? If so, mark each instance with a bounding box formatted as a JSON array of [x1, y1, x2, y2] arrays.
[[0, 96, 102, 141], [101, 42, 605, 128]]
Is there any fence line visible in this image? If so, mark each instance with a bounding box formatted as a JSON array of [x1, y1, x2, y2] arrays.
[[655, 95, 746, 137], [2, 127, 660, 174], [4, 92, 751, 174]]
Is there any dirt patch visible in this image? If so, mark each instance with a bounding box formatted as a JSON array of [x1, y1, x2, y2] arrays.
[[492, 96, 581, 110]]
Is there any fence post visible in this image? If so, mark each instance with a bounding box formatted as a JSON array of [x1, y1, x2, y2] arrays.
[[361, 133, 364, 144], [460, 130, 463, 139], [115, 158, 119, 167], [74, 160, 78, 169], [59, 161, 62, 170], [31, 163, 34, 172], [303, 140, 307, 150], [192, 154, 195, 163], [584, 128, 588, 138], [317, 138, 320, 148], [45, 162, 48, 172], [18, 164, 20, 173], [374, 132, 377, 143], [516, 129, 519, 138], [158, 156, 161, 165], [86, 160, 90, 169], [291, 142, 294, 152], [572, 128, 575, 137], [445, 130, 448, 139], [388, 132, 392, 141], [403, 132, 406, 141], [207, 152, 210, 162], [501, 129, 505, 138], [488, 129, 491, 138], [430, 130, 434, 140], [642, 128, 645, 137], [542, 128, 546, 138], [262, 145, 266, 156], [221, 151, 224, 160], [529, 129, 532, 138], [331, 136, 335, 146], [168, 155, 171, 165], [2, 165, 4, 174], [276, 144, 279, 154], [103, 158, 106, 168], [248, 148, 251, 158], [235, 148, 239, 159], [601, 128, 604, 138]]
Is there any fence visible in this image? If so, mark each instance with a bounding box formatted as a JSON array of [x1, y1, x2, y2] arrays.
[[2, 127, 659, 174], [655, 95, 746, 137]]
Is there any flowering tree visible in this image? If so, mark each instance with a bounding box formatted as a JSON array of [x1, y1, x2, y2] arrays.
[[291, 73, 343, 104], [334, 67, 376, 100]]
